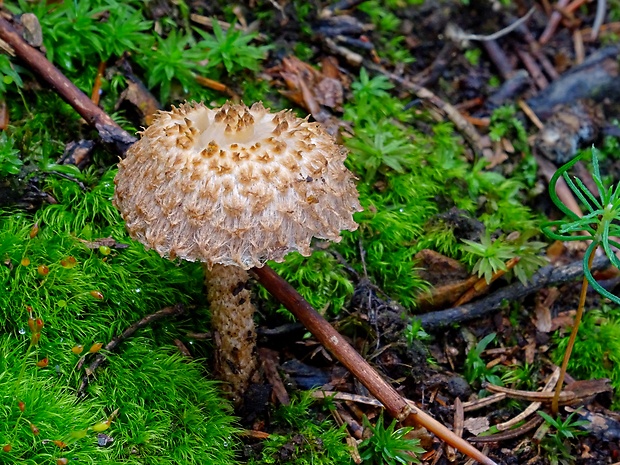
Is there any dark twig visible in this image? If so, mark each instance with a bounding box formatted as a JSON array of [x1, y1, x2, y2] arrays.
[[539, 0, 572, 44], [515, 48, 549, 89], [482, 40, 515, 80], [76, 304, 186, 397], [252, 264, 497, 465], [418, 256, 610, 329], [0, 16, 136, 153], [510, 19, 560, 80]]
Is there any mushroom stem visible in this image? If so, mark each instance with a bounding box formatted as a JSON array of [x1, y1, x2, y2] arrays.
[[205, 264, 258, 405], [253, 264, 497, 465]]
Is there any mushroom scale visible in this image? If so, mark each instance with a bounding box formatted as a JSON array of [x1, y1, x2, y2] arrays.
[[114, 101, 362, 269]]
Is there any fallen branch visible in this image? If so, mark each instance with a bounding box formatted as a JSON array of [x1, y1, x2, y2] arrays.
[[253, 264, 497, 465], [76, 304, 186, 397], [419, 255, 611, 329], [0, 16, 136, 153]]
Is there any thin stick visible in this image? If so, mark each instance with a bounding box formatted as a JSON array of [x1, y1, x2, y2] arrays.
[[494, 368, 560, 431], [447, 8, 535, 42], [76, 304, 186, 396], [540, 0, 572, 44], [552, 248, 597, 414], [0, 17, 136, 153], [469, 415, 544, 443], [253, 264, 497, 465], [91, 60, 106, 105], [591, 0, 607, 40]]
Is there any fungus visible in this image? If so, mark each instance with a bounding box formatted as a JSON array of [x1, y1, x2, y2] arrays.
[[113, 101, 362, 403]]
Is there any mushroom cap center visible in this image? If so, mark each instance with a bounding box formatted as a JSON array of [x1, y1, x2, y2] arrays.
[[113, 101, 362, 269]]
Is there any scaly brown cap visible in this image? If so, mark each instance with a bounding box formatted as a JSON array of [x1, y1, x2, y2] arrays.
[[114, 101, 361, 269]]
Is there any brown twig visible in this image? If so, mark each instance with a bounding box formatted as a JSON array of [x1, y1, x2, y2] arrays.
[[462, 393, 507, 413], [482, 40, 514, 81], [418, 255, 610, 329], [253, 264, 497, 465], [469, 415, 544, 443], [496, 369, 559, 431], [573, 29, 585, 64], [76, 304, 186, 397], [484, 380, 576, 404], [517, 99, 544, 129], [446, 398, 464, 462], [508, 17, 560, 81], [453, 257, 520, 307], [515, 48, 549, 89], [0, 16, 136, 153], [258, 347, 290, 405], [540, 0, 572, 44], [195, 75, 240, 100], [91, 60, 106, 105]]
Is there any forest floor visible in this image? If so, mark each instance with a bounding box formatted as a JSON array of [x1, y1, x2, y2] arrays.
[[1, 1, 620, 464]]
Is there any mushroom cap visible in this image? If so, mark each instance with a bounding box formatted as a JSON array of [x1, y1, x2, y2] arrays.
[[114, 101, 362, 270]]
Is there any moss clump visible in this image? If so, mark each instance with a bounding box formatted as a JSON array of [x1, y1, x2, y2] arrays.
[[0, 172, 239, 464], [0, 336, 238, 464]]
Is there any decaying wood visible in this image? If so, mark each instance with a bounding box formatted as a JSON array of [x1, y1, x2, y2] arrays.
[[419, 255, 611, 329], [526, 45, 620, 119], [258, 347, 291, 406]]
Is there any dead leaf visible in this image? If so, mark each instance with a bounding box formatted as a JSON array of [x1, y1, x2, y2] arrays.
[[464, 416, 490, 435]]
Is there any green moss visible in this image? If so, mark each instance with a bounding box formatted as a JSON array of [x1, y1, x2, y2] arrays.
[[0, 336, 238, 464], [1, 172, 238, 463], [552, 308, 620, 409]]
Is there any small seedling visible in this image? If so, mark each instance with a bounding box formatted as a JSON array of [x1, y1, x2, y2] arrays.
[[464, 332, 503, 387], [542, 148, 620, 412], [0, 133, 23, 177], [195, 20, 272, 75], [537, 411, 589, 465], [358, 414, 426, 465]]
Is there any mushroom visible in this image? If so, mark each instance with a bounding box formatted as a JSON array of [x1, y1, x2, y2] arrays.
[[113, 101, 362, 403], [113, 101, 497, 465]]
